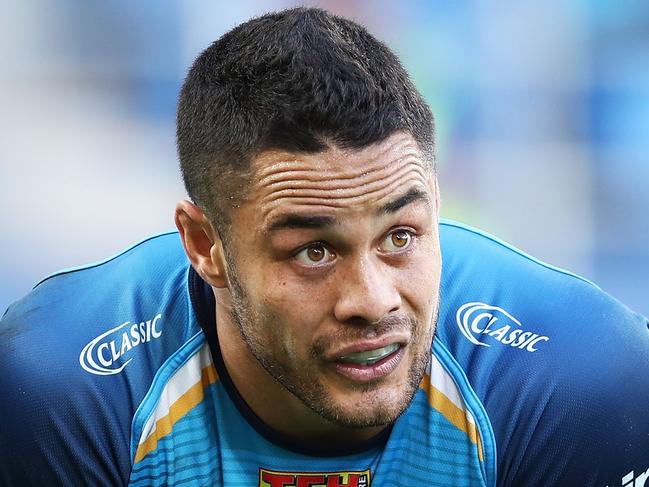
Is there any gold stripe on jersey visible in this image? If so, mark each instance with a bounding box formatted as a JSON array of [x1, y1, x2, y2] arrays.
[[420, 361, 484, 461], [134, 364, 218, 463]]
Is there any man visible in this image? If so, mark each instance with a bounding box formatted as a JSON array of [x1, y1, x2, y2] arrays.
[[1, 7, 647, 487]]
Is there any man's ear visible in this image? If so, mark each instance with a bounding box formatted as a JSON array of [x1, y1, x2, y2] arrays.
[[175, 200, 229, 288]]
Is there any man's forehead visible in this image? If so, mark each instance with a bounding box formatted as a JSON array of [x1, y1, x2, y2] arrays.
[[233, 132, 435, 233], [250, 132, 428, 182]]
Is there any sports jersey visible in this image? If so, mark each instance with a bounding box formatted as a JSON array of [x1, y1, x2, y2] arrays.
[[1, 220, 648, 487]]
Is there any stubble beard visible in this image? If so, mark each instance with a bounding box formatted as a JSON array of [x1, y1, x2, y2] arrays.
[[226, 264, 436, 429]]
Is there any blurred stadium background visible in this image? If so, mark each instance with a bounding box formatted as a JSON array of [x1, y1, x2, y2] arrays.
[[1, 1, 647, 317]]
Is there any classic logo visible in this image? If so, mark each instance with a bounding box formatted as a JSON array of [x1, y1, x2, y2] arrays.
[[456, 302, 549, 352], [79, 313, 163, 375], [259, 468, 370, 487]]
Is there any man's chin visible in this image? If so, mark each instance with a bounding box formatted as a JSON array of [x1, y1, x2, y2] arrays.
[[307, 351, 429, 429], [313, 381, 419, 429]]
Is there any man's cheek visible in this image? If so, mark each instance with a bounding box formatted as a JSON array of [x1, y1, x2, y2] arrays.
[[264, 279, 332, 312], [399, 272, 437, 310]]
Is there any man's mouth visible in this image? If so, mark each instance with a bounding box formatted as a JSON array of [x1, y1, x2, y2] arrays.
[[331, 342, 405, 382], [338, 343, 400, 366]]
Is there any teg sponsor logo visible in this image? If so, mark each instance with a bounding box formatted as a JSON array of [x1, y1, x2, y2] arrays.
[[79, 313, 163, 375], [608, 466, 649, 487], [456, 302, 549, 352], [258, 468, 370, 487]]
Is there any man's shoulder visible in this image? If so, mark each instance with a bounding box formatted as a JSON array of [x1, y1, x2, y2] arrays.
[[1, 230, 193, 372], [0, 231, 202, 485], [438, 219, 639, 343], [437, 218, 647, 400], [437, 220, 649, 485]]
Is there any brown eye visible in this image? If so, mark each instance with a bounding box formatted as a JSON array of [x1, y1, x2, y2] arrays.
[[380, 229, 413, 253], [295, 244, 335, 266], [391, 230, 410, 248], [307, 246, 325, 262]]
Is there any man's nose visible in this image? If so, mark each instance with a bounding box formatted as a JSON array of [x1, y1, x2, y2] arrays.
[[333, 254, 402, 324]]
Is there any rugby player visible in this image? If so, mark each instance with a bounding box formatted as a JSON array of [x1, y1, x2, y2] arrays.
[[1, 7, 648, 486]]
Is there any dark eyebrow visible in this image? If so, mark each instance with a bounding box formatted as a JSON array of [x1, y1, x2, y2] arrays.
[[265, 214, 336, 233], [265, 187, 431, 233], [379, 187, 431, 214]]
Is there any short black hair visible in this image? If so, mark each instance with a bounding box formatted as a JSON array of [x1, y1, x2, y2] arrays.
[[177, 7, 435, 231]]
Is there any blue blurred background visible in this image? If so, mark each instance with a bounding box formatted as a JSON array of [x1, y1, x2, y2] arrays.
[[1, 1, 647, 317]]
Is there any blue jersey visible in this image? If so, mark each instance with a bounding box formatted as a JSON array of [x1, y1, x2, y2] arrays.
[[1, 221, 648, 486]]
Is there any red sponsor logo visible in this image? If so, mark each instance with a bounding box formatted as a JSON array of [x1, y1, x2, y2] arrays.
[[258, 468, 371, 487]]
